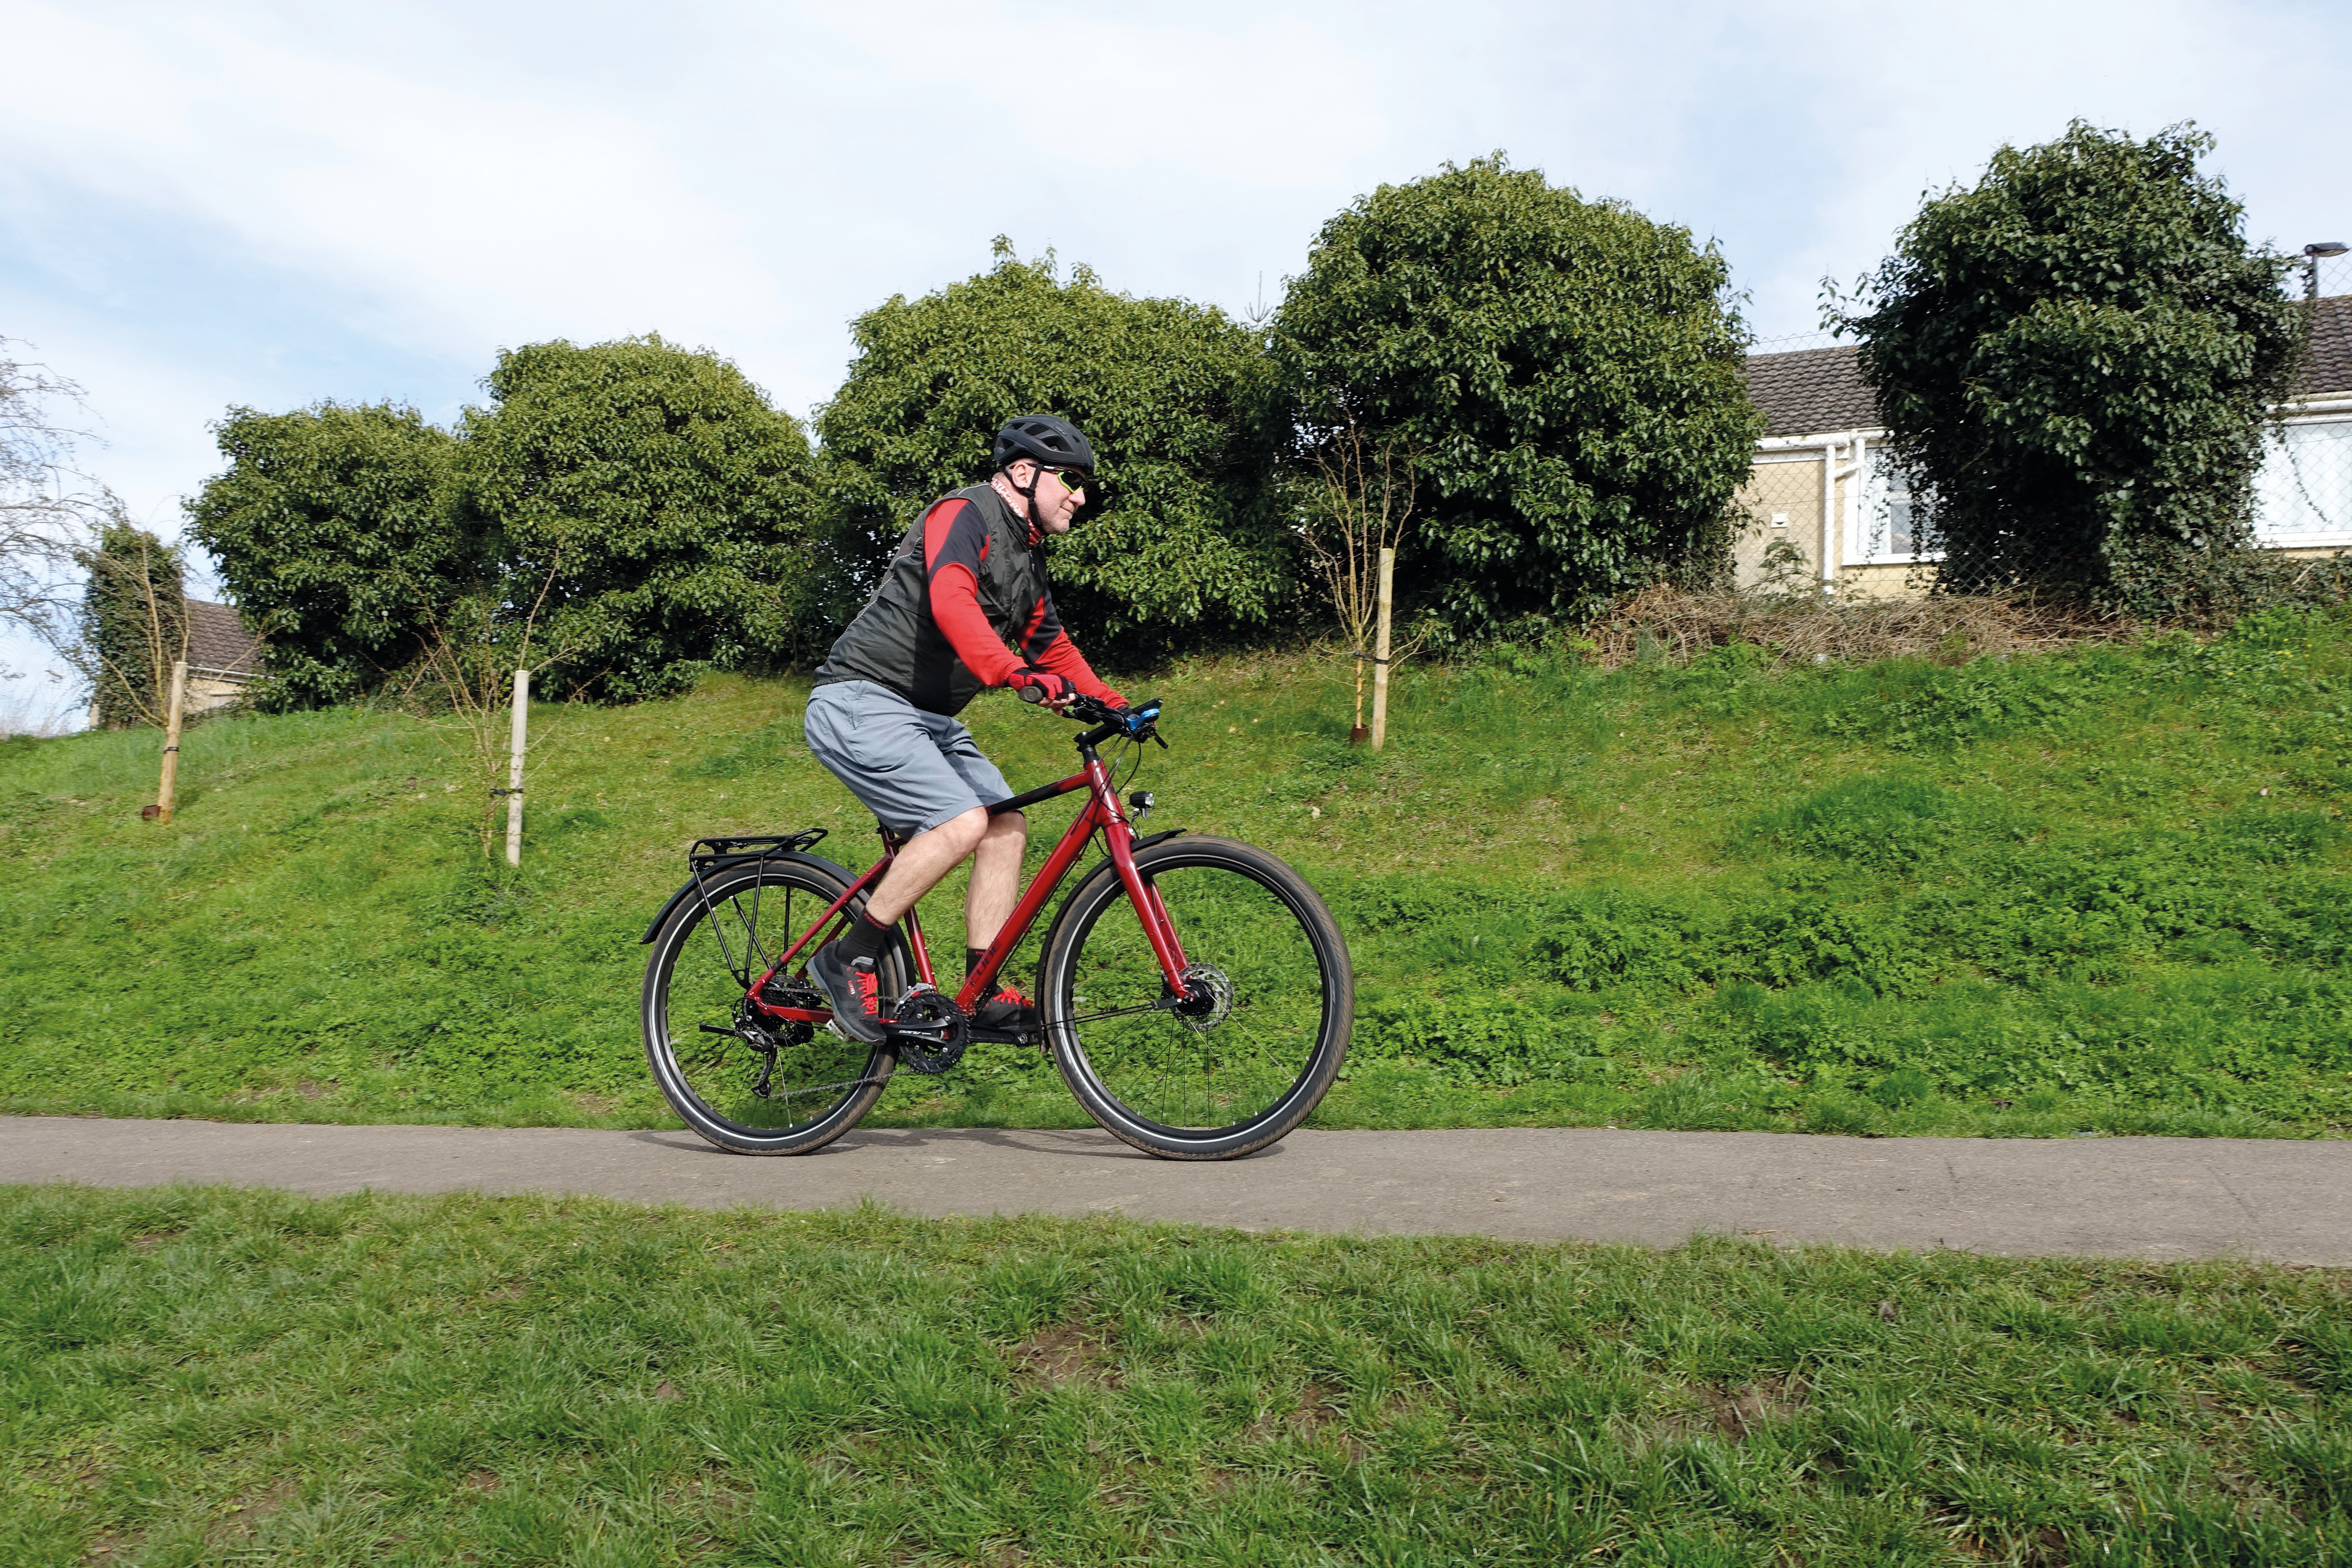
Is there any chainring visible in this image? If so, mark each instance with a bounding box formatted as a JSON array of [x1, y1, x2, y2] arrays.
[[889, 986, 971, 1075]]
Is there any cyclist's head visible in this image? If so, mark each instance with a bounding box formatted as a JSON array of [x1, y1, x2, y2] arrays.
[[991, 414, 1096, 536]]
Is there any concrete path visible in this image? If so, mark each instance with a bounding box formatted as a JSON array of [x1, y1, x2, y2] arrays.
[[4, 1116, 2349, 1264]]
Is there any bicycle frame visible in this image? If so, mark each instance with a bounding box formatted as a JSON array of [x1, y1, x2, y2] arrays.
[[741, 727, 1190, 1028]]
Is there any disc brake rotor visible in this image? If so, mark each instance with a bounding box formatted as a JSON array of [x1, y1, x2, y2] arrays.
[[1173, 963, 1234, 1032]]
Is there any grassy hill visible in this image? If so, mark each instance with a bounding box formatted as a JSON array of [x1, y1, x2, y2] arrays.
[[3, 605, 2347, 1138]]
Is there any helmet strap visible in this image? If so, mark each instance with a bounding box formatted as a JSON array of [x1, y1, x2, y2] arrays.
[[1001, 464, 1043, 530]]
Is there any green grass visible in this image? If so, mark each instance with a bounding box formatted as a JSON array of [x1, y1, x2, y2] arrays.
[[6, 1185, 2349, 1565], [2, 604, 2349, 1136]]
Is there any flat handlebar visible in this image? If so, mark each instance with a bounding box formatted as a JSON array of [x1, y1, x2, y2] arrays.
[[1024, 691, 1164, 749]]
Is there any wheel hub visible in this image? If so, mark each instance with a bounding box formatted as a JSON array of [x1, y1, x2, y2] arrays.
[[1172, 963, 1233, 1032]]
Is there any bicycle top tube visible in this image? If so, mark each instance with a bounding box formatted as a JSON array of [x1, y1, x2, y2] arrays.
[[984, 695, 1162, 817]]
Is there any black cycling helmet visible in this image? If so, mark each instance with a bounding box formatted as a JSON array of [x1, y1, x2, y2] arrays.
[[992, 414, 1096, 476]]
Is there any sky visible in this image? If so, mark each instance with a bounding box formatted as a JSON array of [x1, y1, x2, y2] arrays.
[[4, 0, 2349, 718]]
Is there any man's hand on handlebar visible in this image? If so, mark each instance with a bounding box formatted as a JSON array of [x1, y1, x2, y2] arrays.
[[1013, 677, 1160, 741], [1012, 668, 1078, 712]]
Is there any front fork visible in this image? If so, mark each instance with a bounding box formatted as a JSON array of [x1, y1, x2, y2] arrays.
[[1099, 814, 1192, 992]]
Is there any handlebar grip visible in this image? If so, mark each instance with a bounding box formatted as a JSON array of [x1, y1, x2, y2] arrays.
[[1016, 683, 1045, 704]]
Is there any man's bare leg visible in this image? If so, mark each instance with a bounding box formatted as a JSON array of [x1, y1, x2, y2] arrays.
[[862, 807, 989, 926], [964, 810, 1026, 950]]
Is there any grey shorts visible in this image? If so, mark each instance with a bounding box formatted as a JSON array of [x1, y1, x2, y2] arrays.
[[803, 680, 1014, 836]]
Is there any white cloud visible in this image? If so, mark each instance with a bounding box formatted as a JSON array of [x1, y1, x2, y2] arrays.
[[0, 3, 785, 352]]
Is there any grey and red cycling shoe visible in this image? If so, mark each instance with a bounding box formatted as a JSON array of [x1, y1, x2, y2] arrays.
[[974, 986, 1042, 1038], [808, 943, 887, 1043]]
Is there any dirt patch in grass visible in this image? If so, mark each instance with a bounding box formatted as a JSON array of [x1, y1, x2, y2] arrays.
[[1244, 1382, 1369, 1460], [1012, 1323, 1119, 1388], [206, 1476, 298, 1547], [1691, 1375, 1807, 1442]]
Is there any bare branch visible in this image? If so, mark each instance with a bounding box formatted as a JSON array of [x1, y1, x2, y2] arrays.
[[1296, 411, 1428, 729]]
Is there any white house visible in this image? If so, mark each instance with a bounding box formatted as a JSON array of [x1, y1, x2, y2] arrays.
[[1732, 293, 2352, 592]]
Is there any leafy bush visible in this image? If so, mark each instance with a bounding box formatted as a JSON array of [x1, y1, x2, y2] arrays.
[[186, 401, 472, 708], [1841, 122, 2305, 616], [190, 342, 824, 708], [462, 336, 824, 701], [816, 247, 1289, 661], [1271, 156, 1760, 639]]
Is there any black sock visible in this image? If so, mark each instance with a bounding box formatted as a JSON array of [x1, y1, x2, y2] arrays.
[[965, 946, 988, 981], [839, 910, 891, 966]]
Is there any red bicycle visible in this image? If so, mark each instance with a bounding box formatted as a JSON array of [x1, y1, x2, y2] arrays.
[[639, 695, 1354, 1161]]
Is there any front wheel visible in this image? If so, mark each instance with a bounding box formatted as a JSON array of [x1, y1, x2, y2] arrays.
[[1041, 836, 1352, 1160]]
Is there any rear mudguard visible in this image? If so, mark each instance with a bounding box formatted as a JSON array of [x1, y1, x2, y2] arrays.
[[638, 850, 862, 944]]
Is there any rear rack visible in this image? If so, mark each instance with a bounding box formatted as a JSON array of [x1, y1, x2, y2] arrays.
[[689, 829, 828, 874]]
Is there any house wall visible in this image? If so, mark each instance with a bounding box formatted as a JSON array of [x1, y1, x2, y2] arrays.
[[1733, 426, 2349, 599], [185, 676, 249, 717], [1730, 455, 1826, 588]]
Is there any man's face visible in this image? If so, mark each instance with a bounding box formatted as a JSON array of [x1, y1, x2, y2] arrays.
[[1014, 460, 1087, 535]]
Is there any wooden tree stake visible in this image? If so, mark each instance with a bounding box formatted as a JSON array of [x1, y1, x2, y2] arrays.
[[155, 660, 187, 824], [1370, 549, 1395, 752], [505, 668, 530, 868]]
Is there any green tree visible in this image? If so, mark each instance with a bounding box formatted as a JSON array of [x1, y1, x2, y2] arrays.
[[1271, 156, 1760, 639], [1840, 122, 2306, 615], [77, 515, 188, 729], [816, 246, 1290, 660], [186, 401, 472, 709], [462, 335, 823, 701]]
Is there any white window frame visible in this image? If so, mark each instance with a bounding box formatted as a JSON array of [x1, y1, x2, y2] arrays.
[[2254, 404, 2352, 549], [1846, 439, 1939, 566]]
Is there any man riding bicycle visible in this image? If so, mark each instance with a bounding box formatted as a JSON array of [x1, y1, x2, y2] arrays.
[[803, 414, 1125, 1044]]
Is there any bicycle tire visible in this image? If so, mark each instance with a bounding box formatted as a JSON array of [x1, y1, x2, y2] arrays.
[[641, 855, 902, 1155], [1040, 836, 1352, 1160]]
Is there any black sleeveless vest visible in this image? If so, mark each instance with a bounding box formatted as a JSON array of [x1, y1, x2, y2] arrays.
[[813, 484, 1050, 717]]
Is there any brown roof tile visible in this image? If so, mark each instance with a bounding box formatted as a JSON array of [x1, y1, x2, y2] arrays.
[[184, 600, 265, 677]]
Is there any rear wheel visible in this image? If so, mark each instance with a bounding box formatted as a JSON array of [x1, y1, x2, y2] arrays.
[[1041, 837, 1351, 1160], [641, 858, 901, 1155]]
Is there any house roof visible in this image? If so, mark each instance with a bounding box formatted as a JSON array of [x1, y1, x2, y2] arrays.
[[1742, 345, 1878, 438], [1742, 293, 2352, 438], [184, 600, 265, 678], [2297, 293, 2352, 401]]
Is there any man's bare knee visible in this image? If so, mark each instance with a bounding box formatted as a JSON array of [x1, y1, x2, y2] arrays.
[[936, 806, 990, 854]]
